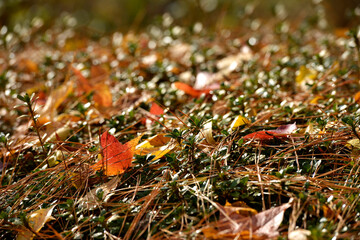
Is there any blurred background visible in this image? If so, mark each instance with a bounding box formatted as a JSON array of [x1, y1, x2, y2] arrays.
[[0, 0, 359, 35]]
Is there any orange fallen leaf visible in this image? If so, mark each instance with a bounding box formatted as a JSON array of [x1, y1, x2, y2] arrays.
[[354, 91, 360, 104], [149, 102, 164, 115], [141, 102, 164, 125], [309, 95, 324, 105], [174, 82, 212, 98], [93, 83, 113, 107], [91, 131, 141, 176], [71, 66, 112, 107]]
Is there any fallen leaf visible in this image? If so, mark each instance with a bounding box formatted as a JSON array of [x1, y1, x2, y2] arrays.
[[17, 206, 56, 240], [243, 123, 297, 141], [46, 126, 71, 143], [224, 201, 258, 216], [354, 91, 360, 104], [198, 121, 216, 145], [149, 102, 164, 115], [71, 66, 112, 107], [229, 115, 250, 132], [174, 82, 212, 98], [309, 95, 324, 105], [135, 134, 171, 155], [93, 82, 113, 107], [347, 138, 360, 149], [288, 229, 311, 240], [270, 122, 297, 134], [203, 199, 292, 239], [78, 177, 120, 209], [135, 134, 176, 161], [142, 102, 165, 126], [295, 66, 317, 86], [91, 131, 141, 176], [216, 46, 252, 75], [18, 59, 39, 73], [147, 146, 174, 161], [37, 80, 74, 125]]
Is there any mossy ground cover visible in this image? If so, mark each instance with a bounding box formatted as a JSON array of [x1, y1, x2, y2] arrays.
[[0, 13, 360, 240]]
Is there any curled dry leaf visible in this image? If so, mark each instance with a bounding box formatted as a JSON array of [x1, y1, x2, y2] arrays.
[[198, 121, 216, 145], [243, 123, 297, 141], [202, 199, 292, 239], [91, 131, 141, 176], [17, 206, 56, 240], [78, 177, 120, 210], [46, 126, 71, 143]]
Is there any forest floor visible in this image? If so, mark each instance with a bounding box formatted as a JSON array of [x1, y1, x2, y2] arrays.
[[0, 15, 360, 240]]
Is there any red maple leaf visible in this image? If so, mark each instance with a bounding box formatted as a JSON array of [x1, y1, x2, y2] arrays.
[[91, 131, 141, 176]]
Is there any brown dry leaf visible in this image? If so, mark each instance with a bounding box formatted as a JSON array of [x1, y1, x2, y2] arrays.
[[37, 80, 74, 125], [216, 46, 252, 76], [212, 100, 229, 115], [78, 177, 120, 209], [17, 206, 56, 240], [202, 199, 292, 239], [198, 121, 216, 145]]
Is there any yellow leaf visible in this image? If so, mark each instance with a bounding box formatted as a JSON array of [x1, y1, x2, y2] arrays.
[[309, 95, 324, 105], [135, 134, 171, 155], [135, 134, 176, 161], [150, 147, 173, 161], [229, 115, 250, 132], [296, 65, 317, 84], [17, 206, 56, 240]]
